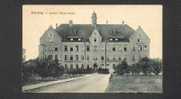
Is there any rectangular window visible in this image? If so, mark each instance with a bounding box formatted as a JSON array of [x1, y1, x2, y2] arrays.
[[55, 54, 58, 60], [76, 64, 79, 69], [140, 46, 143, 51], [87, 56, 89, 60], [76, 55, 79, 61], [64, 55, 67, 60], [64, 46, 68, 51], [87, 46, 90, 51], [48, 55, 53, 60], [70, 55, 73, 60], [55, 47, 58, 51], [124, 47, 127, 52], [112, 47, 116, 51], [101, 56, 104, 61], [81, 55, 84, 60], [65, 64, 67, 69]]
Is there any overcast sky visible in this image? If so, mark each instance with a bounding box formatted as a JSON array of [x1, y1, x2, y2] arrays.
[[23, 5, 162, 60]]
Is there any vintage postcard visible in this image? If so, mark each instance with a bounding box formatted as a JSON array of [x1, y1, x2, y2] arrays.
[[22, 5, 162, 93]]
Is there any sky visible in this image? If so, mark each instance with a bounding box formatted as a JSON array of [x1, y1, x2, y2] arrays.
[[23, 5, 162, 60]]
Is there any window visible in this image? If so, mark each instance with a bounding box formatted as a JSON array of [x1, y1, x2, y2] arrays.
[[87, 64, 90, 69], [87, 56, 89, 60], [132, 55, 136, 61], [124, 47, 127, 52], [75, 45, 79, 51], [145, 45, 147, 48], [87, 46, 90, 51], [101, 56, 104, 61], [76, 64, 79, 69], [70, 64, 73, 69], [64, 55, 67, 60], [137, 39, 140, 42], [55, 47, 58, 51], [55, 55, 58, 60], [81, 55, 84, 60], [81, 64, 84, 69], [94, 38, 97, 42], [70, 55, 73, 60], [112, 47, 116, 51], [70, 47, 73, 51], [48, 55, 53, 60], [113, 57, 116, 61], [140, 46, 143, 51], [65, 64, 67, 69], [133, 47, 136, 51], [76, 55, 79, 61], [64, 46, 67, 51], [119, 57, 121, 61]]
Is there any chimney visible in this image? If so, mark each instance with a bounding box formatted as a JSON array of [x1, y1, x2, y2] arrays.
[[55, 23, 58, 28], [69, 20, 73, 27], [106, 20, 108, 24], [122, 20, 125, 25]]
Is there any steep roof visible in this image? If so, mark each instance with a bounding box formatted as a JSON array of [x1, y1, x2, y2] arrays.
[[54, 24, 136, 42]]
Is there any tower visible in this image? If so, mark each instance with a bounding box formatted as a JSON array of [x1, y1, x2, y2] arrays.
[[91, 11, 97, 27]]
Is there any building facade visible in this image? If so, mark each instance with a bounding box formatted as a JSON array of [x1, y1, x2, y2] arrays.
[[39, 12, 150, 71]]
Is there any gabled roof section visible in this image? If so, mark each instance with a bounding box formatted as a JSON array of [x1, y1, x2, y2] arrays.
[[136, 26, 150, 42], [54, 24, 136, 42]]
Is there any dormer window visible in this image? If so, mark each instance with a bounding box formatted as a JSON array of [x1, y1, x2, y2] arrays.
[[70, 38, 73, 41]]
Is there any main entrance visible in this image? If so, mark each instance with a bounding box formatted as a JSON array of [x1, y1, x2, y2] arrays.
[[93, 63, 98, 69]]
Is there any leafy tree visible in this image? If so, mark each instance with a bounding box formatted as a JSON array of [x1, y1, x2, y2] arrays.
[[138, 57, 152, 75], [115, 58, 129, 75], [150, 59, 162, 75]]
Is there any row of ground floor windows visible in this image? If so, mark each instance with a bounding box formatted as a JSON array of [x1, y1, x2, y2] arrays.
[[64, 63, 116, 69], [64, 55, 123, 61]]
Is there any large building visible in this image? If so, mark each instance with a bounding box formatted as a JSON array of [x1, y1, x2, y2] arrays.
[[39, 11, 150, 71]]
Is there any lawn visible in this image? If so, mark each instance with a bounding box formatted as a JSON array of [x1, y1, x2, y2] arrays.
[[106, 74, 162, 93]]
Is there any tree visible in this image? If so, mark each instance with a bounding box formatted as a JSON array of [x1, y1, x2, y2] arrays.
[[115, 58, 129, 75], [150, 59, 162, 75], [138, 57, 152, 75]]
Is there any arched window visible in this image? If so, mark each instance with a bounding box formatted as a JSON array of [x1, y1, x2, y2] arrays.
[[75, 45, 79, 51], [70, 47, 73, 51], [64, 46, 68, 51]]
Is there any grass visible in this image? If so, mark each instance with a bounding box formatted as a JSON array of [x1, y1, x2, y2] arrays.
[[22, 74, 84, 86], [106, 74, 162, 93]]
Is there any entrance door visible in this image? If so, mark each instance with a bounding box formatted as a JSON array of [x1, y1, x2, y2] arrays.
[[93, 63, 98, 69]]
